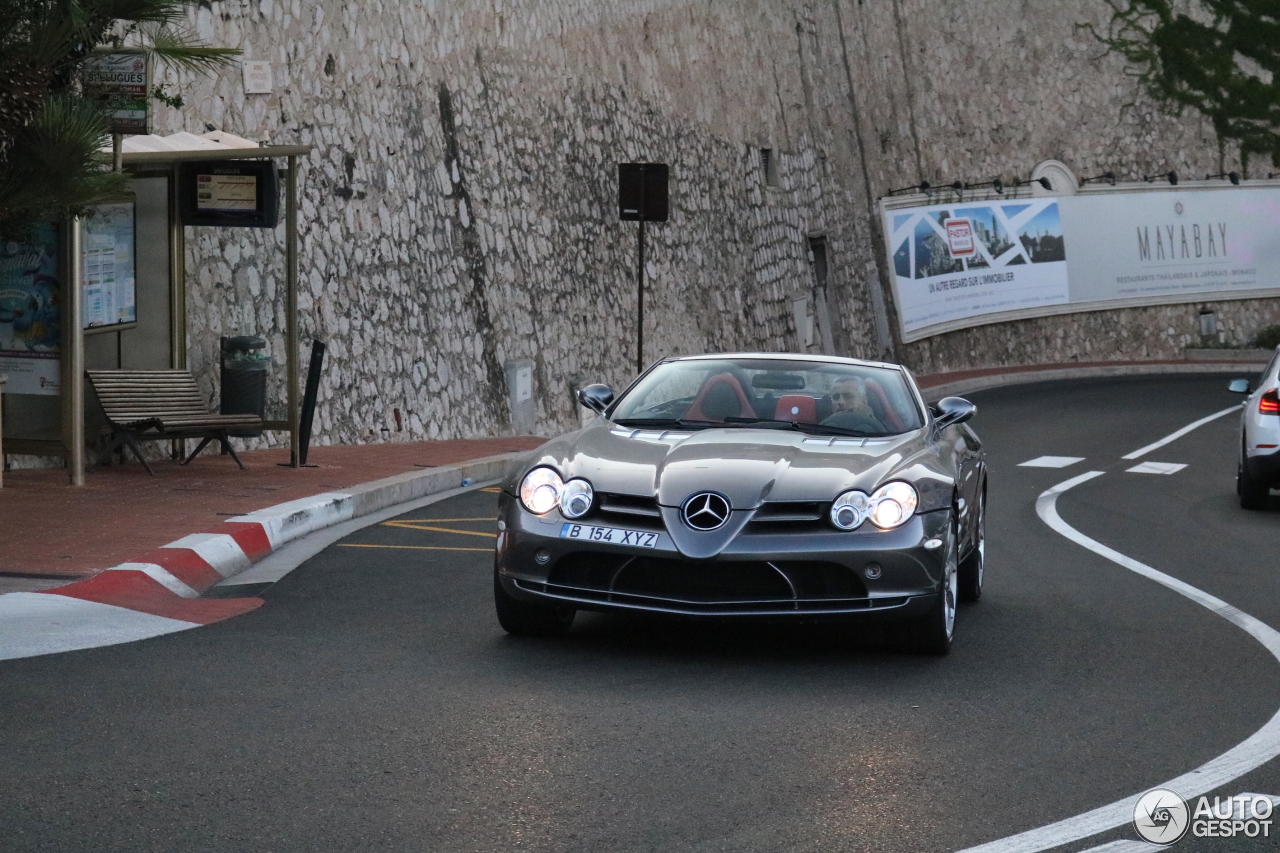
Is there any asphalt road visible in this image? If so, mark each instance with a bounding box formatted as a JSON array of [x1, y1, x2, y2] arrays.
[[1, 374, 1278, 853]]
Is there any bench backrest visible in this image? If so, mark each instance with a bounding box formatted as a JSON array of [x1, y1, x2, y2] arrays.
[[87, 370, 213, 426]]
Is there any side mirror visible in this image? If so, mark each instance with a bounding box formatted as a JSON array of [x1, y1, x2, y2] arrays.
[[1228, 378, 1252, 394], [576, 383, 614, 414], [934, 396, 976, 428]]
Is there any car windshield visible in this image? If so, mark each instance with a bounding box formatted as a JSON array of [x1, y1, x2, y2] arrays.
[[609, 358, 925, 437]]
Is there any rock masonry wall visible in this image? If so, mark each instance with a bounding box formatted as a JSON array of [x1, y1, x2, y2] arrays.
[[154, 0, 1277, 445]]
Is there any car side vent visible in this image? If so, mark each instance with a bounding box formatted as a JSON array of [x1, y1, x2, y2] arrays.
[[598, 493, 661, 517]]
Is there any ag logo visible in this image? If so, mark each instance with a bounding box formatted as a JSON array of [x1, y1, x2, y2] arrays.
[[1133, 787, 1190, 845]]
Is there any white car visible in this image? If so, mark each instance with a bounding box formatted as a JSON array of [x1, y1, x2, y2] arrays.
[[1230, 346, 1280, 509]]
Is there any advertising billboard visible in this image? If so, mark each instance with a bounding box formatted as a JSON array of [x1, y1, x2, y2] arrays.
[[881, 186, 1280, 341], [0, 225, 60, 395]]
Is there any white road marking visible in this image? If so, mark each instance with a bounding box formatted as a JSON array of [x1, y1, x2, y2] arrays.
[[1121, 405, 1239, 460], [956, 470, 1280, 853], [1018, 456, 1084, 468], [1125, 461, 1187, 475], [0, 593, 198, 661]]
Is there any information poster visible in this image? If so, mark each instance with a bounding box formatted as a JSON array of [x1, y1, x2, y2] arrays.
[[82, 201, 137, 330], [0, 225, 61, 395], [882, 186, 1280, 341]]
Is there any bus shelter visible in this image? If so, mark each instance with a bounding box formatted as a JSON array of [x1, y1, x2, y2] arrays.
[[0, 131, 312, 485]]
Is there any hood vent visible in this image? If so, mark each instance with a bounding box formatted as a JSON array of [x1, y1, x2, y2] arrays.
[[597, 492, 661, 519], [747, 501, 828, 531]]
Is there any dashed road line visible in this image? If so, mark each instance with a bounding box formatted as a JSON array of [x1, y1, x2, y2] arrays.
[[1121, 405, 1238, 460], [1018, 456, 1085, 468], [1125, 461, 1187, 475]]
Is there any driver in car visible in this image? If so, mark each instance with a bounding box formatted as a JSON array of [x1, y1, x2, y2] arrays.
[[823, 376, 885, 433]]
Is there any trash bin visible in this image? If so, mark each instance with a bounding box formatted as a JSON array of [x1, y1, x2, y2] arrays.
[[220, 335, 269, 437]]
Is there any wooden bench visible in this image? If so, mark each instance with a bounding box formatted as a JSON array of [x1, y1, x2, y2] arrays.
[[86, 370, 263, 476]]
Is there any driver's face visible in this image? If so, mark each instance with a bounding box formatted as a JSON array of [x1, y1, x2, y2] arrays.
[[830, 380, 865, 413]]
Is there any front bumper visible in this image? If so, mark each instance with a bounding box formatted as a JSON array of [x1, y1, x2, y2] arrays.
[[494, 493, 952, 618]]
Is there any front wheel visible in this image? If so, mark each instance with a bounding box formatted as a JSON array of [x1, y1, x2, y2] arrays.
[[958, 491, 985, 603], [1239, 448, 1270, 510], [494, 571, 576, 637], [894, 533, 957, 655]]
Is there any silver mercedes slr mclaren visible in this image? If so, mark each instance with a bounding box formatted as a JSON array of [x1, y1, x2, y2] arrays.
[[493, 353, 986, 654]]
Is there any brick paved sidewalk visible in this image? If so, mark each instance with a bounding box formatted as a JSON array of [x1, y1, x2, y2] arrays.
[[0, 437, 544, 589]]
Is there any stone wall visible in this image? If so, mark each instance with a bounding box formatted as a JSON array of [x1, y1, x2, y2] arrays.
[[152, 0, 1274, 445]]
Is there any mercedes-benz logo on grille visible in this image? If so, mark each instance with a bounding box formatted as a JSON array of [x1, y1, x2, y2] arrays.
[[682, 492, 731, 530]]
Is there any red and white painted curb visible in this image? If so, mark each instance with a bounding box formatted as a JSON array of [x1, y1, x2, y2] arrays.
[[0, 454, 518, 661]]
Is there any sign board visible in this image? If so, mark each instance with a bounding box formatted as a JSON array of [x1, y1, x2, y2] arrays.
[[618, 163, 670, 221], [243, 60, 273, 94], [944, 218, 975, 258], [881, 186, 1280, 341], [0, 225, 61, 395], [82, 201, 138, 330], [178, 160, 280, 228], [83, 52, 149, 135]]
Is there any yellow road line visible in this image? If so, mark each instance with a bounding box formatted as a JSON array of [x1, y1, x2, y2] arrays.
[[384, 517, 495, 523], [480, 487, 502, 493], [381, 521, 496, 538], [338, 543, 492, 553]]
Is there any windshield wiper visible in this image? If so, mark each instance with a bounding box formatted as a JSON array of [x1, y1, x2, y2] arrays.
[[722, 416, 888, 438], [612, 417, 729, 429]]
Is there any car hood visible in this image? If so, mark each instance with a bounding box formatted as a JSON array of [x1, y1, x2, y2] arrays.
[[506, 418, 955, 511]]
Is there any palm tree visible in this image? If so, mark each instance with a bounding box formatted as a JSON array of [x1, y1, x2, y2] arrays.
[[0, 0, 240, 236]]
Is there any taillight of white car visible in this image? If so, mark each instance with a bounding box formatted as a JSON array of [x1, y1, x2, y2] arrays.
[[1261, 388, 1279, 415]]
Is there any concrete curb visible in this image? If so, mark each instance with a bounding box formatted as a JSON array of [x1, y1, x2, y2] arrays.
[[34, 452, 523, 625], [919, 360, 1266, 402]]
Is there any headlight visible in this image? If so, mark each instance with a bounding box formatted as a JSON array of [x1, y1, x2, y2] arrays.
[[868, 481, 918, 529], [559, 479, 594, 519], [830, 490, 870, 530], [519, 467, 563, 514]]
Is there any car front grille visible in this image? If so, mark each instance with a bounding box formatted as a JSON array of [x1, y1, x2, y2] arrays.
[[518, 553, 905, 615]]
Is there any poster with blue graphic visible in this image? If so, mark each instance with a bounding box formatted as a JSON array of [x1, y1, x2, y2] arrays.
[[0, 225, 61, 395], [883, 198, 1069, 338]]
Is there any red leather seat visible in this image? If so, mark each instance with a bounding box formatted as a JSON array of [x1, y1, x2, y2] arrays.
[[774, 394, 816, 423], [685, 373, 756, 421], [865, 379, 905, 431]]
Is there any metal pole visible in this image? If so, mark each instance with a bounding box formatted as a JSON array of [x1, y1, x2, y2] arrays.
[[286, 155, 300, 467], [112, 134, 123, 172], [68, 217, 85, 486], [169, 163, 187, 460], [637, 218, 645, 375]]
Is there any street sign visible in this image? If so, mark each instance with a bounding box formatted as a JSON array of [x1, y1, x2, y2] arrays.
[[83, 52, 150, 135], [618, 163, 669, 221], [617, 163, 670, 373]]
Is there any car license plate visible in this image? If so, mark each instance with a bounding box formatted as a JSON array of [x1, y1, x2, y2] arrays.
[[559, 523, 659, 548]]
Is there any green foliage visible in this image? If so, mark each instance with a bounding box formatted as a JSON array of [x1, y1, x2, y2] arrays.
[[1254, 324, 1280, 349], [0, 1, 239, 234], [1083, 1, 1280, 167]]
